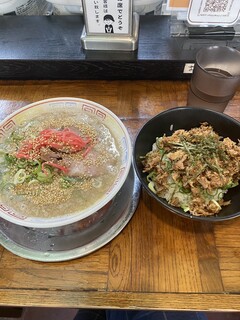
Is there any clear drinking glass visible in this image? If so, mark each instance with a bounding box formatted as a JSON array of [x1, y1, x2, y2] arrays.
[[187, 46, 240, 112]]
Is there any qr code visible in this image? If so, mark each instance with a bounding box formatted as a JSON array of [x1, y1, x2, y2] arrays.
[[203, 0, 228, 13]]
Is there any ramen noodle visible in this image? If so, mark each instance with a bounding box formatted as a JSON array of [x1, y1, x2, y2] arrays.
[[0, 112, 121, 218]]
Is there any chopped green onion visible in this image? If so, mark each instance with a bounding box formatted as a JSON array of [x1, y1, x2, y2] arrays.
[[13, 169, 27, 184], [5, 153, 17, 165], [148, 181, 156, 193], [36, 169, 53, 183], [92, 178, 102, 188]]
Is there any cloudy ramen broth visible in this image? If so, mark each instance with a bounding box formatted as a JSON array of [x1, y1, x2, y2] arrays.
[[0, 111, 121, 218]]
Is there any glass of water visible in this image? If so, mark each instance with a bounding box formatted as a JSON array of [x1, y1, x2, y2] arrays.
[[187, 46, 240, 112]]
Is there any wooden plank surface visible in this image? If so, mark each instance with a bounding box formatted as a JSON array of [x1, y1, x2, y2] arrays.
[[0, 79, 239, 311]]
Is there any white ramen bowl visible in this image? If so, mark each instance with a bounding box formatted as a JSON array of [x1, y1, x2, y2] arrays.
[[0, 97, 132, 228]]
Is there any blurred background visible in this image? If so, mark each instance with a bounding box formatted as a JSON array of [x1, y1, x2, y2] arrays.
[[0, 0, 165, 16]]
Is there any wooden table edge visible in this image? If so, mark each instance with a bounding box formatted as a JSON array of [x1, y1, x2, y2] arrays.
[[0, 290, 239, 311]]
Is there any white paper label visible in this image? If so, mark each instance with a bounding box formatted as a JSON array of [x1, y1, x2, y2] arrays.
[[187, 0, 240, 26], [183, 63, 195, 73], [82, 0, 132, 35]]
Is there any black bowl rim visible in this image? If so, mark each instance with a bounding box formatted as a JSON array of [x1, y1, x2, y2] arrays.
[[133, 106, 240, 222]]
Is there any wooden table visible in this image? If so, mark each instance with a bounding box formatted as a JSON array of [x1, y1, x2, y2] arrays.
[[0, 80, 239, 311]]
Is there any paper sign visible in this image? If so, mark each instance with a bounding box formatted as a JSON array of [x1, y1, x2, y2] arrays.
[[166, 0, 190, 10], [82, 0, 132, 35], [187, 0, 240, 26]]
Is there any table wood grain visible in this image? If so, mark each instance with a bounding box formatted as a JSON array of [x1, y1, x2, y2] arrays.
[[0, 80, 239, 311]]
